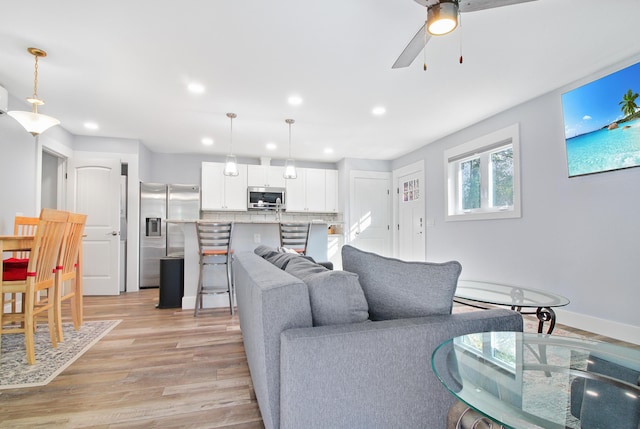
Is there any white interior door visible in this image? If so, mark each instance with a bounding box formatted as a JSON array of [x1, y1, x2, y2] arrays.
[[397, 170, 425, 261], [349, 171, 391, 256], [69, 157, 121, 295]]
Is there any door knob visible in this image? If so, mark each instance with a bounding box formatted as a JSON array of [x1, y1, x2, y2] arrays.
[[107, 231, 120, 236]]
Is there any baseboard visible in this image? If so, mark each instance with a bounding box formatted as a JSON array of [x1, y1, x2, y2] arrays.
[[555, 308, 640, 345]]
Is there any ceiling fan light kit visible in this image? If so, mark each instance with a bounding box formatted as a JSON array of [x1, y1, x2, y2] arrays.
[[8, 47, 61, 136], [427, 0, 459, 35]]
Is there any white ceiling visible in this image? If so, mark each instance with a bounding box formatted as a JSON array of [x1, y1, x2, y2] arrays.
[[1, 0, 639, 163]]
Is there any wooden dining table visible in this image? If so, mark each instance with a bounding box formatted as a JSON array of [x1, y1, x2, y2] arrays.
[[1, 234, 84, 326]]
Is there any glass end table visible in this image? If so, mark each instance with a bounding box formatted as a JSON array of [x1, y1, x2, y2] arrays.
[[432, 331, 640, 429]]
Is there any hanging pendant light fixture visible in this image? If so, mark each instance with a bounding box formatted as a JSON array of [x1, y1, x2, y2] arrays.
[[223, 113, 239, 177], [283, 119, 297, 179], [8, 47, 60, 136]]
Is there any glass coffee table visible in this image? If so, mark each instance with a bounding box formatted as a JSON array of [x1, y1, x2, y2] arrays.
[[432, 332, 640, 429], [455, 280, 570, 334]]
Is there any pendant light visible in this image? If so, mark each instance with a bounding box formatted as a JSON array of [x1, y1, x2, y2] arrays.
[[8, 47, 60, 136], [283, 119, 297, 179], [223, 113, 239, 176]]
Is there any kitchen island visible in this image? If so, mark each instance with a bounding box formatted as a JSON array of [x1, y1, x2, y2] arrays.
[[166, 220, 329, 310]]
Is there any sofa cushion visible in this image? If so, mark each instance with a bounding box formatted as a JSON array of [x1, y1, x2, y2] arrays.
[[254, 245, 302, 270], [305, 270, 369, 326], [284, 256, 328, 282], [341, 245, 461, 321]]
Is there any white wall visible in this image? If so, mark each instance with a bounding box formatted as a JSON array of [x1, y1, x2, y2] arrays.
[[392, 55, 640, 344], [0, 113, 37, 232]]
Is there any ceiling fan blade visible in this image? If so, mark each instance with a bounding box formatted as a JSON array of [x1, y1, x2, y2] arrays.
[[459, 0, 537, 13], [392, 23, 432, 69]]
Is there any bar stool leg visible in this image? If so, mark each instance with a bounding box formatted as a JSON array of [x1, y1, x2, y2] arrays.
[[194, 255, 204, 317]]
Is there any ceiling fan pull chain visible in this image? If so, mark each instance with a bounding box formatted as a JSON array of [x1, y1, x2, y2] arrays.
[[423, 18, 428, 71], [459, 11, 463, 64]]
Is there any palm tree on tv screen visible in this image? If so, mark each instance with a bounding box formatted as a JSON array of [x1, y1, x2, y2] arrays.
[[619, 89, 639, 118]]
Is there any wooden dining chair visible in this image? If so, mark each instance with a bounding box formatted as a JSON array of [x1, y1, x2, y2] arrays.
[[1, 216, 39, 315], [54, 212, 87, 342], [1, 209, 69, 364]]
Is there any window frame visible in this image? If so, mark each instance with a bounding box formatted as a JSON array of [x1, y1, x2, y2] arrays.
[[444, 123, 521, 221]]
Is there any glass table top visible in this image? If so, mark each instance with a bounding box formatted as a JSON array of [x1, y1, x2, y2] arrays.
[[432, 332, 640, 428], [455, 280, 570, 308]]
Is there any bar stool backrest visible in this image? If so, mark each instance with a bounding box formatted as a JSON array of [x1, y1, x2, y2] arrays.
[[279, 222, 310, 255], [196, 222, 233, 260]]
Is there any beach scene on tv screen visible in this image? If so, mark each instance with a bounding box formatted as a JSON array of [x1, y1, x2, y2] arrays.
[[562, 61, 640, 177]]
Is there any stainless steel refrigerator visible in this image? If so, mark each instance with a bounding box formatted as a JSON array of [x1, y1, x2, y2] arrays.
[[139, 183, 200, 288]]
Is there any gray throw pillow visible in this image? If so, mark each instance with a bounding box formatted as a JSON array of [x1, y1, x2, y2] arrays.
[[341, 245, 461, 321], [284, 256, 328, 282], [254, 245, 301, 270], [305, 270, 369, 326]]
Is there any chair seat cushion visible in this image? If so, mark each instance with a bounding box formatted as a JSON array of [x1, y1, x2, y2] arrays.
[[202, 249, 231, 256], [3, 258, 29, 269], [2, 266, 28, 281], [341, 245, 461, 321]]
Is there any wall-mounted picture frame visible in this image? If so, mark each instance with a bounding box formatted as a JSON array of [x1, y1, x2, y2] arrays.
[[561, 61, 640, 177]]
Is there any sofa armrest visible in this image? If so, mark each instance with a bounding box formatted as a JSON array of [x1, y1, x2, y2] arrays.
[[280, 309, 522, 429]]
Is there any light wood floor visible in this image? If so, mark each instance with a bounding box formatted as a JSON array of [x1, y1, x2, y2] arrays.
[[1, 291, 637, 428], [0, 289, 264, 429]]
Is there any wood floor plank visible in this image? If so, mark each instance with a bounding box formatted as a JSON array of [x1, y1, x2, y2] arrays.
[[0, 289, 264, 429]]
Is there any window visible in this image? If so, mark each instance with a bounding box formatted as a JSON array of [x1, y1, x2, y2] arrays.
[[445, 124, 521, 221]]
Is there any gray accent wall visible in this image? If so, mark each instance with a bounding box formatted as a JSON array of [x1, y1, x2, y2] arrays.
[[392, 55, 640, 341]]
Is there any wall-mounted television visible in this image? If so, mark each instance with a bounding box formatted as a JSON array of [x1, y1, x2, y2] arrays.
[[561, 61, 640, 177]]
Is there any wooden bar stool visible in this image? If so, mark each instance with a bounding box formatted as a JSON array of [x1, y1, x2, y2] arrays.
[[194, 221, 234, 317]]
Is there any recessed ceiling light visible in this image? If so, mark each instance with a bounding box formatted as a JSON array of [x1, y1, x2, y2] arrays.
[[266, 142, 277, 151], [83, 121, 99, 130], [201, 137, 214, 146], [324, 148, 334, 154], [372, 106, 386, 116], [188, 82, 205, 94], [288, 95, 303, 106]]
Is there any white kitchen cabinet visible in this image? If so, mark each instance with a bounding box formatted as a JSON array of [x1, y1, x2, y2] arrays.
[[325, 169, 339, 213], [247, 165, 286, 188], [284, 169, 307, 212], [201, 162, 247, 211], [305, 168, 326, 212], [285, 168, 338, 213]]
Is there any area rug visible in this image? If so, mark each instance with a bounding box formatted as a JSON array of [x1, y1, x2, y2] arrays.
[[0, 319, 120, 390]]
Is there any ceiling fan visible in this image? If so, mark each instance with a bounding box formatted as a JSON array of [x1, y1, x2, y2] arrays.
[[392, 0, 537, 69]]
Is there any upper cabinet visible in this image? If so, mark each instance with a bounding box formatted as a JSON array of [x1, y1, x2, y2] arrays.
[[202, 162, 338, 213], [325, 169, 339, 213], [247, 165, 286, 188], [286, 168, 338, 213], [201, 162, 248, 211]]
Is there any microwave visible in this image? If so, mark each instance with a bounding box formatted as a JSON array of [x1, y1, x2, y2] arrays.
[[247, 187, 286, 211]]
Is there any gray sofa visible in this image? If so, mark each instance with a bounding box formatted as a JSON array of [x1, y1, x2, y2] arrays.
[[234, 245, 523, 429]]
